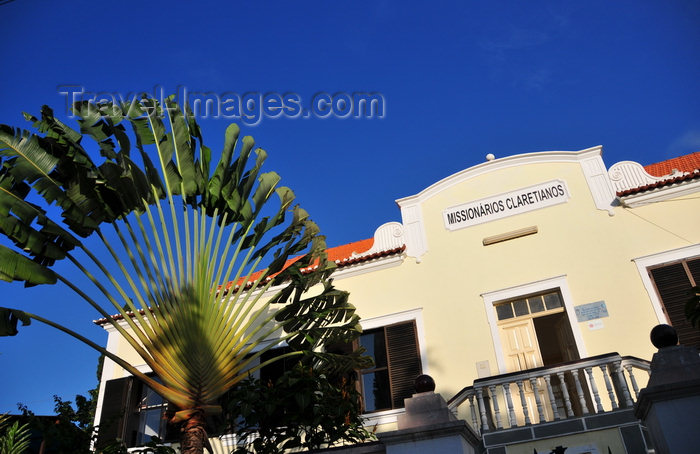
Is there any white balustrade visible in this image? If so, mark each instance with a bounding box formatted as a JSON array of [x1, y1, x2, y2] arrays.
[[488, 384, 503, 429], [543, 375, 560, 420], [447, 354, 650, 434]]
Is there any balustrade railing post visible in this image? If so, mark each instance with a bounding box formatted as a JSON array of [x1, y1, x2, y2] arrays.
[[613, 360, 634, 407], [516, 380, 531, 425], [623, 364, 641, 399], [584, 366, 604, 412], [467, 393, 479, 434], [556, 371, 574, 417], [475, 387, 490, 432], [571, 368, 590, 414], [502, 382, 517, 427], [543, 374, 560, 420], [599, 364, 618, 410], [529, 377, 546, 423], [488, 385, 503, 429]]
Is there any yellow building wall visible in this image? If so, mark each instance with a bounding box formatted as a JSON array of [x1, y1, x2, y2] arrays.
[[333, 157, 699, 402], [98, 150, 699, 437]]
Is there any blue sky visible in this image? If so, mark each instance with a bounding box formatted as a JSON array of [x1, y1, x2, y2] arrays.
[[1, 0, 698, 415]]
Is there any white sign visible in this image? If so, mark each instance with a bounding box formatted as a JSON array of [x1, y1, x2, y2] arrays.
[[443, 179, 570, 230], [586, 319, 604, 331]]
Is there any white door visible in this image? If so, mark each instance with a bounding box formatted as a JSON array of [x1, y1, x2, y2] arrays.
[[499, 318, 551, 423]]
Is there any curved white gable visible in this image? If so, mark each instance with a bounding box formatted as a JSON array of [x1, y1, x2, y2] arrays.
[[395, 146, 617, 259], [608, 160, 667, 192], [396, 146, 605, 205]]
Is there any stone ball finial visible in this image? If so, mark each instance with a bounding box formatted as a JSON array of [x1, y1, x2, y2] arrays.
[[650, 324, 678, 349], [414, 374, 435, 393]]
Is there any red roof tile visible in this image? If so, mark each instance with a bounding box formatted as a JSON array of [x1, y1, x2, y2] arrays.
[[220, 238, 380, 291], [644, 152, 700, 177], [94, 238, 405, 326], [326, 238, 374, 262], [616, 171, 700, 197], [617, 152, 700, 197]]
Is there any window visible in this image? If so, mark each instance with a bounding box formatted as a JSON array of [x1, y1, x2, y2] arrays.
[[96, 377, 133, 449], [135, 380, 168, 446], [648, 257, 700, 349], [483, 276, 586, 374], [494, 289, 579, 368], [96, 376, 173, 449], [358, 321, 422, 413], [494, 290, 563, 321]]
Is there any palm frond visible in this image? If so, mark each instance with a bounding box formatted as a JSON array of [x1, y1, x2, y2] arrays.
[[0, 417, 31, 454], [0, 98, 367, 443]]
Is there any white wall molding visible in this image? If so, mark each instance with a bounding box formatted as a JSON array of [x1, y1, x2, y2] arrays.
[[580, 152, 617, 215], [332, 254, 405, 280], [93, 330, 120, 429], [398, 204, 429, 261], [362, 407, 405, 427]]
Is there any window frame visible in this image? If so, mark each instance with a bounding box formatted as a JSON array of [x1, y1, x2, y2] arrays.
[[494, 289, 565, 323], [633, 244, 700, 326], [133, 378, 169, 446], [646, 256, 700, 348], [95, 374, 175, 449], [357, 320, 422, 414], [353, 308, 427, 425], [357, 327, 392, 413], [482, 275, 587, 374]]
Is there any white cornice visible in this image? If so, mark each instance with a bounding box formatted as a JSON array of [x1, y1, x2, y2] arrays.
[[395, 146, 603, 207], [332, 254, 405, 280], [619, 178, 700, 207], [395, 146, 613, 258]]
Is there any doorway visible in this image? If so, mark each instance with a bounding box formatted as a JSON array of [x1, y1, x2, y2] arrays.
[[496, 290, 578, 369], [533, 311, 579, 366], [495, 290, 583, 422]]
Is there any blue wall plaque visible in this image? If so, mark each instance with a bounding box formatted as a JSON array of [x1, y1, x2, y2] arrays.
[[574, 301, 609, 322]]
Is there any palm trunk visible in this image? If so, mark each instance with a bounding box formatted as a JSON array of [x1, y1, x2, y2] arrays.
[[180, 411, 208, 454]]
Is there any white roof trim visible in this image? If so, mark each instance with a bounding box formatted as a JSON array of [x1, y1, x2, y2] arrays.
[[395, 146, 611, 259], [618, 177, 700, 207], [348, 222, 404, 259], [395, 146, 603, 207], [608, 160, 670, 193]]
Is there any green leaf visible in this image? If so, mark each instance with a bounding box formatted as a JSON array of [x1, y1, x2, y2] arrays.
[[0, 245, 57, 285], [0, 126, 60, 184], [0, 98, 371, 452], [0, 307, 31, 336], [207, 123, 240, 208]]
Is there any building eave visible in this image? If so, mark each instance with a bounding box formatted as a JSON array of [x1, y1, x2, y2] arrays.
[[617, 173, 700, 208]]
